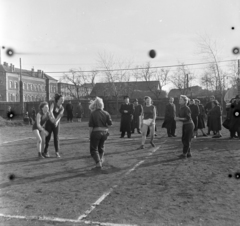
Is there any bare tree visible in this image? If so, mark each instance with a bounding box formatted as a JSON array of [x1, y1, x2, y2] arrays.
[[60, 69, 98, 100], [227, 60, 239, 87], [170, 63, 195, 95], [97, 52, 133, 113], [197, 34, 227, 105], [137, 62, 170, 99]]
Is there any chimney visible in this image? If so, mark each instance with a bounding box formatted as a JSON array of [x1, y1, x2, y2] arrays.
[[31, 68, 34, 76], [10, 63, 13, 72], [37, 70, 41, 78], [12, 65, 14, 72], [3, 62, 8, 67]]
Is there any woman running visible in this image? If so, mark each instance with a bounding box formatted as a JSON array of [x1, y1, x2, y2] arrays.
[[43, 94, 64, 158], [137, 96, 156, 149], [175, 95, 194, 159], [32, 102, 51, 158]]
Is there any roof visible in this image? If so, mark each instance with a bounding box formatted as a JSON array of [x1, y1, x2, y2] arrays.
[[90, 81, 163, 98], [0, 63, 57, 81], [168, 86, 202, 97]]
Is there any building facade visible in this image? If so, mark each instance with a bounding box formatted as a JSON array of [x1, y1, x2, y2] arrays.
[[0, 62, 57, 102], [58, 82, 93, 100]]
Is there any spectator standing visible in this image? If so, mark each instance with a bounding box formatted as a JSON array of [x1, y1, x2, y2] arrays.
[[89, 97, 112, 169], [76, 102, 84, 122], [162, 97, 176, 137], [194, 99, 207, 136], [205, 96, 215, 135], [65, 101, 73, 122], [119, 96, 134, 138], [209, 100, 222, 138], [229, 95, 240, 139], [131, 99, 143, 134], [7, 106, 14, 121], [189, 99, 200, 138]]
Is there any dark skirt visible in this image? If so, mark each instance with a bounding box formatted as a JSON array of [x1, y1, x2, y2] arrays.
[[192, 116, 198, 131], [209, 116, 222, 131], [198, 115, 205, 129]]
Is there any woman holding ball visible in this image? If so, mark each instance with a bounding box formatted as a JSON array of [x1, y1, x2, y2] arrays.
[[175, 95, 194, 159], [32, 102, 51, 158]]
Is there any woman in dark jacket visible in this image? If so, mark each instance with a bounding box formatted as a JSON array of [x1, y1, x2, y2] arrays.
[[175, 95, 194, 159], [195, 99, 207, 136], [229, 96, 240, 138], [209, 100, 222, 138], [189, 99, 199, 138], [89, 97, 112, 169]]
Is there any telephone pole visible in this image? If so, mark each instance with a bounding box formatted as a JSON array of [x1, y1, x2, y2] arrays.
[[19, 58, 24, 116]]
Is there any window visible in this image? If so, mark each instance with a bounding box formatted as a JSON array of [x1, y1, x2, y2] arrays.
[[16, 94, 19, 101], [23, 83, 26, 90], [28, 83, 31, 90], [14, 81, 17, 89], [30, 84, 33, 91], [38, 84, 41, 91], [9, 80, 13, 88], [41, 84, 44, 92], [31, 96, 34, 101]]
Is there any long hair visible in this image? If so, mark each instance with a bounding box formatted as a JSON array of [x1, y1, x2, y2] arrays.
[[89, 97, 104, 112], [39, 102, 48, 115]]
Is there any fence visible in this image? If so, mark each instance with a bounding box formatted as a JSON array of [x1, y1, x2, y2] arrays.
[[0, 97, 227, 120]]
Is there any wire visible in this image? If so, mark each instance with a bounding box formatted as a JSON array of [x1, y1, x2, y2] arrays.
[[44, 59, 236, 73]]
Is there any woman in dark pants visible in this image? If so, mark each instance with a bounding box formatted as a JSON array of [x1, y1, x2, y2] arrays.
[[89, 97, 112, 169], [189, 99, 199, 138], [175, 95, 194, 159], [43, 94, 64, 158]]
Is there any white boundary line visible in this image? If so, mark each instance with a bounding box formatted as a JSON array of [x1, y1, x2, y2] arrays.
[[78, 142, 166, 221], [0, 140, 166, 226], [0, 137, 79, 145], [1, 137, 34, 144], [0, 213, 137, 226]]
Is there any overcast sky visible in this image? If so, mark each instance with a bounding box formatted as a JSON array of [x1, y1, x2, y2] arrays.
[[0, 0, 240, 90]]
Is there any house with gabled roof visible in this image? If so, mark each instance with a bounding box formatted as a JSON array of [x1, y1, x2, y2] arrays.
[[0, 62, 57, 102], [89, 81, 167, 100]]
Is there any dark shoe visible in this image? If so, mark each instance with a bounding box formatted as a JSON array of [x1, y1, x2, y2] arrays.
[[120, 136, 124, 138], [179, 154, 187, 159], [212, 135, 221, 138], [154, 134, 157, 137], [187, 153, 192, 158], [138, 130, 142, 134], [137, 145, 144, 150], [207, 132, 210, 135], [38, 153, 45, 158], [168, 135, 173, 137], [150, 141, 155, 147], [172, 134, 177, 137], [56, 152, 61, 158], [203, 133, 207, 136], [42, 152, 50, 158]]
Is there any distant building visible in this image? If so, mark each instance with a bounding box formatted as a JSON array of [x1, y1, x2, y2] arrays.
[[90, 81, 167, 99], [168, 86, 203, 98], [0, 62, 57, 102], [58, 82, 94, 100]]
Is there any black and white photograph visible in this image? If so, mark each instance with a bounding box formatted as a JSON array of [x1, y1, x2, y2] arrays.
[[0, 0, 240, 225]]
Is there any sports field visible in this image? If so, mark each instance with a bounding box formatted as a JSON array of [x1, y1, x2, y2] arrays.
[[0, 119, 239, 226]]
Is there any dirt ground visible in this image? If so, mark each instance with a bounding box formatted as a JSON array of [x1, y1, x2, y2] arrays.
[[0, 119, 240, 226]]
